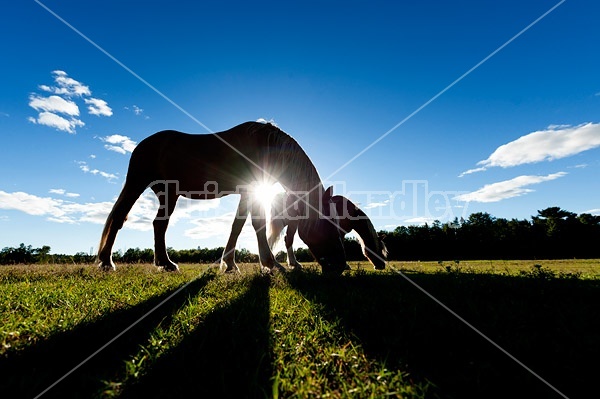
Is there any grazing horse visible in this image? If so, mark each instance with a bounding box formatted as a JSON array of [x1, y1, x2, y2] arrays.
[[268, 192, 387, 270], [97, 121, 347, 274]]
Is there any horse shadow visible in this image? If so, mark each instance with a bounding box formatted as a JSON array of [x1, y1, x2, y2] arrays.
[[120, 274, 272, 398], [282, 269, 600, 399], [1, 272, 216, 398]]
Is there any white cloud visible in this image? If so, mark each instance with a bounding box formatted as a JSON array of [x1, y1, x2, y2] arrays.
[[0, 190, 115, 226], [403, 216, 437, 225], [0, 189, 223, 234], [364, 200, 390, 209], [29, 94, 80, 116], [85, 98, 113, 116], [28, 111, 84, 134], [458, 167, 487, 177], [29, 71, 111, 134], [454, 172, 567, 203], [125, 105, 149, 119], [40, 70, 91, 97], [184, 211, 248, 240], [49, 188, 80, 198], [460, 123, 600, 175], [0, 191, 65, 216], [101, 134, 137, 154], [78, 161, 119, 181], [113, 193, 222, 231]]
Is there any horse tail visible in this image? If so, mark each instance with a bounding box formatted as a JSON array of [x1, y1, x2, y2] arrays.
[[267, 192, 287, 250]]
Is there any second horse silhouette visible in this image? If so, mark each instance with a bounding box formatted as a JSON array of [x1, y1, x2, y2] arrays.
[[268, 192, 387, 270]]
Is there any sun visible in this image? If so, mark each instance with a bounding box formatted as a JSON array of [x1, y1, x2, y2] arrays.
[[251, 182, 285, 210]]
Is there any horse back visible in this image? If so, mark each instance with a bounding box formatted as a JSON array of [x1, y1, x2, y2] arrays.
[[126, 122, 291, 195]]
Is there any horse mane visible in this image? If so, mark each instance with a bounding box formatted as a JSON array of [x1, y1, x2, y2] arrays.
[[247, 122, 322, 194], [247, 122, 326, 233]]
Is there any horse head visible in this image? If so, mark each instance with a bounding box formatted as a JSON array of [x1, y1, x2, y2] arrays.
[[298, 186, 349, 274]]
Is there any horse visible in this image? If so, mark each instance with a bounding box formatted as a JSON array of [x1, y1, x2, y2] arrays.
[[268, 192, 387, 270], [97, 121, 347, 274]]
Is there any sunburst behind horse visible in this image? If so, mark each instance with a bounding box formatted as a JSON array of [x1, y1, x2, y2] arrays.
[[97, 121, 347, 273]]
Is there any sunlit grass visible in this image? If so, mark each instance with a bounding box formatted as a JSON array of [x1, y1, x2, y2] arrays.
[[1, 260, 599, 398]]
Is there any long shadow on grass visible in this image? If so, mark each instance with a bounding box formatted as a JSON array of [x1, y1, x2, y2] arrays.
[[0, 271, 216, 399], [284, 269, 600, 399], [120, 273, 272, 399]]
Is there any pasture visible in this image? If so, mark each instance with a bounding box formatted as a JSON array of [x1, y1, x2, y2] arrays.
[[1, 260, 599, 398]]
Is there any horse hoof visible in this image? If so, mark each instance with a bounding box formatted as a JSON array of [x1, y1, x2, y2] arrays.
[[158, 263, 180, 272], [98, 261, 116, 272], [272, 263, 288, 273]]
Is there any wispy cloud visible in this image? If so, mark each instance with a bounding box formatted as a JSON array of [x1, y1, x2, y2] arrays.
[[101, 134, 137, 154], [78, 161, 119, 181], [460, 123, 600, 176], [124, 105, 149, 119], [133, 105, 143, 116], [454, 172, 567, 203], [0, 189, 222, 233], [28, 70, 112, 133], [403, 216, 438, 225], [85, 98, 113, 116], [40, 70, 91, 97], [49, 188, 80, 198], [364, 199, 390, 209]]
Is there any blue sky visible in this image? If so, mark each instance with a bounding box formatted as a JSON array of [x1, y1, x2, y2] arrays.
[[1, 0, 599, 256]]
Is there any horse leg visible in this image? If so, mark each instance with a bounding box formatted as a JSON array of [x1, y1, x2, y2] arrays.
[[152, 183, 179, 272], [251, 200, 285, 273], [98, 182, 147, 271], [284, 219, 302, 269], [221, 194, 250, 273]]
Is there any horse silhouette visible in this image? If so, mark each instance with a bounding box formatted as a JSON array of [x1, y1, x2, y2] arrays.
[[98, 121, 347, 274], [267, 192, 387, 270]]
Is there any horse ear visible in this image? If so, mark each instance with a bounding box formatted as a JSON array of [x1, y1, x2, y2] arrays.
[[324, 186, 333, 200], [378, 232, 387, 241]]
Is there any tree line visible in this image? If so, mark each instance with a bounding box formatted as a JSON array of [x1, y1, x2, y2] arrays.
[[383, 207, 600, 261], [0, 242, 366, 266], [1, 207, 599, 265]]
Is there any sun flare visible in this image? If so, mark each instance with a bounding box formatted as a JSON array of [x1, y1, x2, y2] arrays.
[[251, 182, 285, 210]]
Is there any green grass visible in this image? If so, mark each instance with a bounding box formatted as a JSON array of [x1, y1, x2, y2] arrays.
[[1, 260, 599, 398]]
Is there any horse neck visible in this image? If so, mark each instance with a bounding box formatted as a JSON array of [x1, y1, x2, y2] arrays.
[[349, 208, 381, 257], [278, 168, 324, 222]]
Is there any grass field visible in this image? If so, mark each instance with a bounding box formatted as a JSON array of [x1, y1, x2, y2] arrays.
[[1, 260, 599, 398]]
